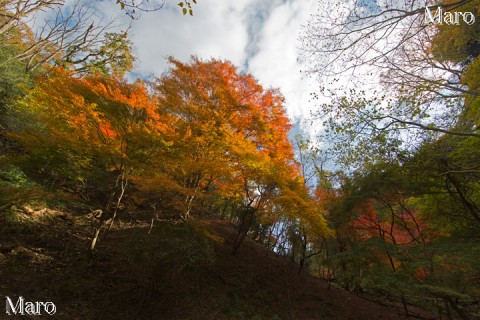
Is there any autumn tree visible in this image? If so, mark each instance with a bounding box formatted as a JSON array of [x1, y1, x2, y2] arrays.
[[313, 151, 480, 316], [299, 0, 480, 311], [7, 67, 172, 251], [152, 57, 331, 254], [153, 57, 288, 218], [4, 52, 331, 262]]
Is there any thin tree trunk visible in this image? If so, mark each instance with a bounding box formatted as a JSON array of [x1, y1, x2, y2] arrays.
[[89, 171, 127, 253], [89, 223, 102, 253], [104, 172, 128, 237], [182, 186, 199, 221], [298, 229, 308, 273], [148, 217, 155, 235], [232, 208, 255, 255], [444, 296, 469, 320]]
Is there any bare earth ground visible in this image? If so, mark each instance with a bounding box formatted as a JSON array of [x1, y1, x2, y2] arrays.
[[0, 210, 436, 320]]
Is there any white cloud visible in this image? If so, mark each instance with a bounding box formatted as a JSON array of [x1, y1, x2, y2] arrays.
[[92, 0, 322, 131], [247, 0, 318, 121], [126, 0, 253, 76]]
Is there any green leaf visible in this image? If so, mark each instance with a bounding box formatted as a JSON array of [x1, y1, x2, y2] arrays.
[[182, 7, 187, 14], [189, 9, 193, 16]]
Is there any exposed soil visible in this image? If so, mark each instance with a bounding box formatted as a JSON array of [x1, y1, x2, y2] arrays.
[[0, 210, 436, 319]]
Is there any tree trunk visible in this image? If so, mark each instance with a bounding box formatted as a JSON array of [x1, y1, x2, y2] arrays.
[[298, 229, 308, 273], [89, 222, 102, 253], [182, 186, 199, 221], [104, 172, 128, 238], [89, 171, 127, 253], [232, 208, 255, 255]]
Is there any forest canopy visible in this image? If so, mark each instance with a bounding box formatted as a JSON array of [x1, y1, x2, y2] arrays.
[[0, 0, 479, 319], [299, 0, 480, 317]]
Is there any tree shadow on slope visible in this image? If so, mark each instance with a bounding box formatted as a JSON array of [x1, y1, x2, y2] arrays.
[[0, 213, 436, 320]]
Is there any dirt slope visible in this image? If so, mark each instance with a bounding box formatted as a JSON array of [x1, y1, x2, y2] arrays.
[[0, 212, 434, 320]]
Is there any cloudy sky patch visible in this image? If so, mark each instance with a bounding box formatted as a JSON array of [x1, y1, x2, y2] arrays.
[[92, 0, 321, 126]]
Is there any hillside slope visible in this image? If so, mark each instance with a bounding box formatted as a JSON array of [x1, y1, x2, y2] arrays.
[[0, 210, 434, 319]]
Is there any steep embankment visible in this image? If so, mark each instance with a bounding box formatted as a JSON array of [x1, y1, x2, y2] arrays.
[[0, 210, 433, 319]]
